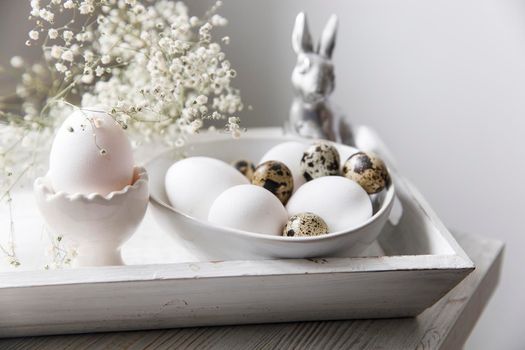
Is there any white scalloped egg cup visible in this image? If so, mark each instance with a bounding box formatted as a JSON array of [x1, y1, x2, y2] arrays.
[[33, 166, 149, 267]]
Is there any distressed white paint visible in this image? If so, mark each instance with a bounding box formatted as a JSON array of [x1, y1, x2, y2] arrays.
[[0, 232, 503, 349]]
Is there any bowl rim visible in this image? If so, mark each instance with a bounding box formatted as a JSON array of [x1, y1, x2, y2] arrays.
[[146, 135, 395, 243]]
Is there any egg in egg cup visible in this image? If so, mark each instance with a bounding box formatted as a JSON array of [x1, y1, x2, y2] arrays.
[[33, 108, 149, 267]]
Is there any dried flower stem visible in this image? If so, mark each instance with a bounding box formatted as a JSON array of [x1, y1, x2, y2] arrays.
[[0, 193, 20, 267]]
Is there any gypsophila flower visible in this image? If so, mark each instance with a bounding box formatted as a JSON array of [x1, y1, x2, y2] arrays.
[[211, 14, 227, 26], [95, 66, 104, 77], [44, 232, 78, 269], [81, 74, 94, 84], [61, 50, 74, 62], [29, 0, 40, 15], [189, 16, 199, 27], [100, 55, 111, 64], [29, 30, 39, 40], [38, 8, 54, 23], [82, 67, 94, 84], [1, 0, 245, 267], [81, 0, 243, 146], [9, 56, 24, 68], [62, 30, 73, 42], [196, 95, 208, 105], [55, 62, 67, 73], [83, 50, 94, 63], [190, 119, 203, 133], [226, 116, 242, 138], [78, 0, 95, 15], [64, 0, 75, 9], [50, 45, 62, 59], [48, 28, 58, 39]]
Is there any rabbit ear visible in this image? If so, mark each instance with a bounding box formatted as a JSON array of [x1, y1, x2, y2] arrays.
[[318, 14, 338, 58], [292, 12, 313, 54]]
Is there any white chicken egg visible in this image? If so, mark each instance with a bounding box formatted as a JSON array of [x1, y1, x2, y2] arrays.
[[286, 176, 372, 232], [208, 184, 288, 235], [165, 157, 249, 220], [48, 108, 134, 196], [259, 141, 308, 192]]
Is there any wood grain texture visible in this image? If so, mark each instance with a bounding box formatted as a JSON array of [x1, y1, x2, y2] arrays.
[[0, 232, 503, 350], [0, 263, 470, 338]]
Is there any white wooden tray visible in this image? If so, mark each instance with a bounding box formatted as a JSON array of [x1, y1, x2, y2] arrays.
[[0, 127, 474, 338]]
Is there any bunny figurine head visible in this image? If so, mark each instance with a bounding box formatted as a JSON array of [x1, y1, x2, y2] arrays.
[[291, 12, 337, 103]]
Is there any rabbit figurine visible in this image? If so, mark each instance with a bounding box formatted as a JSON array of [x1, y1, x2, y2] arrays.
[[288, 12, 354, 145]]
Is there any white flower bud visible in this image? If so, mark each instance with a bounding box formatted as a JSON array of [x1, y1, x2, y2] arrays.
[[190, 119, 203, 133], [101, 55, 111, 64], [196, 95, 208, 105], [81, 72, 94, 84], [55, 62, 67, 73], [30, 0, 40, 10], [39, 9, 54, 23], [63, 0, 75, 9], [48, 28, 58, 39], [189, 16, 199, 26], [29, 30, 39, 40], [83, 50, 94, 63], [10, 56, 24, 68], [79, 3, 94, 15], [50, 45, 63, 59], [63, 30, 73, 41], [211, 14, 227, 26], [95, 66, 105, 76], [61, 50, 74, 62]]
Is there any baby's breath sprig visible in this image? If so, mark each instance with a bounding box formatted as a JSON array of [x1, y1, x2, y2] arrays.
[[81, 0, 244, 147], [44, 232, 78, 270], [0, 0, 244, 268], [0, 194, 21, 267]]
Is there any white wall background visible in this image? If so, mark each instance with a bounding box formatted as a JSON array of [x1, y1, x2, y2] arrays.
[[191, 1, 525, 349], [0, 0, 523, 348]]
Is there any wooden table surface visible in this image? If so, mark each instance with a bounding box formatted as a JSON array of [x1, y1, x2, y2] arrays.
[[0, 232, 503, 350]]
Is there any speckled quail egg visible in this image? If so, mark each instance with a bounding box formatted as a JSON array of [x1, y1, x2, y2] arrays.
[[283, 212, 329, 237], [300, 142, 340, 181], [342, 152, 389, 194], [259, 141, 309, 192], [251, 160, 294, 205], [232, 159, 256, 180]]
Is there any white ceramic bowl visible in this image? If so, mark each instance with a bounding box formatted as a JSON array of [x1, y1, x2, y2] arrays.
[[147, 134, 395, 260]]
